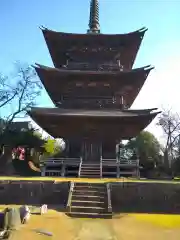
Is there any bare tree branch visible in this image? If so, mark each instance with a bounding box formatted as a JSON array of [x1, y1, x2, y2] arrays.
[[0, 63, 42, 132], [157, 109, 180, 168]]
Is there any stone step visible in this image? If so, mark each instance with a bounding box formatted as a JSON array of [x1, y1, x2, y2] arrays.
[[80, 169, 100, 171], [81, 166, 100, 169], [81, 164, 100, 166], [73, 188, 105, 192], [74, 185, 105, 190], [66, 212, 112, 219], [71, 200, 105, 207], [71, 205, 105, 209], [70, 205, 106, 213], [80, 175, 100, 178], [71, 199, 105, 204], [80, 171, 100, 174], [73, 189, 106, 194], [72, 194, 106, 201], [75, 182, 106, 188]]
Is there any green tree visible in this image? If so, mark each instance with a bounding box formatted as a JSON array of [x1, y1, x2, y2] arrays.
[[0, 127, 44, 149], [43, 138, 61, 157], [127, 131, 161, 169]]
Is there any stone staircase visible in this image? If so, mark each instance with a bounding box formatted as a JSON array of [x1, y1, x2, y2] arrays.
[[79, 163, 101, 178], [67, 182, 112, 218]]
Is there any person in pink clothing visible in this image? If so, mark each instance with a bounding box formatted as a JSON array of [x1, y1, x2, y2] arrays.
[[18, 147, 25, 160]]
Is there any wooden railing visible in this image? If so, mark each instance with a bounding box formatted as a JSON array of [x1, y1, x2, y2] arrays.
[[67, 182, 74, 212], [78, 156, 83, 177], [66, 62, 124, 72], [60, 98, 123, 109], [41, 157, 139, 178], [42, 157, 81, 165], [106, 183, 112, 213], [102, 158, 118, 166], [119, 158, 139, 166], [44, 170, 62, 177]]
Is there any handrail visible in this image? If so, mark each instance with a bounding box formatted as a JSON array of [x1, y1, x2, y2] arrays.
[[120, 159, 139, 165], [117, 156, 120, 178], [78, 156, 83, 177], [47, 157, 80, 161], [42, 157, 81, 165], [100, 156, 102, 178], [106, 183, 112, 213], [67, 182, 74, 212], [67, 61, 124, 71]]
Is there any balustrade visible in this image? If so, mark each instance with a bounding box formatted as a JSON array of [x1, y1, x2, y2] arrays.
[[60, 96, 126, 109], [63, 61, 124, 72], [41, 156, 139, 178]]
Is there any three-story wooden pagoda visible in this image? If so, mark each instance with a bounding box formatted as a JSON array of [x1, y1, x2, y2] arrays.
[[29, 0, 160, 178]]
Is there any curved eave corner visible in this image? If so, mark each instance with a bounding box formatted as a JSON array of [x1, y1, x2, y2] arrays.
[[33, 63, 154, 76], [40, 25, 148, 38]]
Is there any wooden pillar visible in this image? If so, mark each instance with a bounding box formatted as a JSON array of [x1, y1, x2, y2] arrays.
[[61, 163, 66, 177], [41, 166, 46, 177], [100, 142, 102, 159], [117, 163, 120, 178]]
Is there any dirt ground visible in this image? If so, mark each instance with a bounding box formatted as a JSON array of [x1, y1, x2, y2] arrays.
[[1, 206, 179, 240]]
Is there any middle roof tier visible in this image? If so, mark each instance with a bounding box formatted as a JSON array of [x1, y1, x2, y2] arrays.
[[35, 64, 153, 108]]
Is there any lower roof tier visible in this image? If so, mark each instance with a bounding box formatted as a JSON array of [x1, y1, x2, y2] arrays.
[[29, 108, 160, 140]]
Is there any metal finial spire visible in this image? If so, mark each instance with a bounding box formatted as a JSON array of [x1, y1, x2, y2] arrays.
[[87, 0, 100, 34]]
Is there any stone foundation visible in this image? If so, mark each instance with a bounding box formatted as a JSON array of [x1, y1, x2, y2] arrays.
[[0, 180, 180, 214], [111, 182, 180, 214], [0, 181, 70, 207]]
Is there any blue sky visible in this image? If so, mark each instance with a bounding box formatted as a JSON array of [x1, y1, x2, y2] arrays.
[[0, 0, 180, 139]]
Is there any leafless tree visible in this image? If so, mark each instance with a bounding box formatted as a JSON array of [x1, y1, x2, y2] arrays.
[[0, 63, 42, 132], [0, 63, 42, 174], [157, 109, 180, 168], [0, 74, 17, 109]]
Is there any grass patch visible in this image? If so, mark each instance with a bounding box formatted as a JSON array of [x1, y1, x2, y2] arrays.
[[134, 213, 180, 228]]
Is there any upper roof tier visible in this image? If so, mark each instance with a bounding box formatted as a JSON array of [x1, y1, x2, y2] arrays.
[[35, 64, 153, 108], [41, 27, 147, 70]]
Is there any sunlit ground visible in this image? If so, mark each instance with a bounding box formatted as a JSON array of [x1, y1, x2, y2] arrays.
[[1, 205, 180, 240], [0, 176, 180, 184]]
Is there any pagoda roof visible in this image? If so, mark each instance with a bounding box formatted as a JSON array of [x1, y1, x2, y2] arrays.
[[41, 27, 147, 69], [29, 107, 160, 139], [29, 107, 158, 118], [34, 64, 152, 107], [35, 63, 153, 76]]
